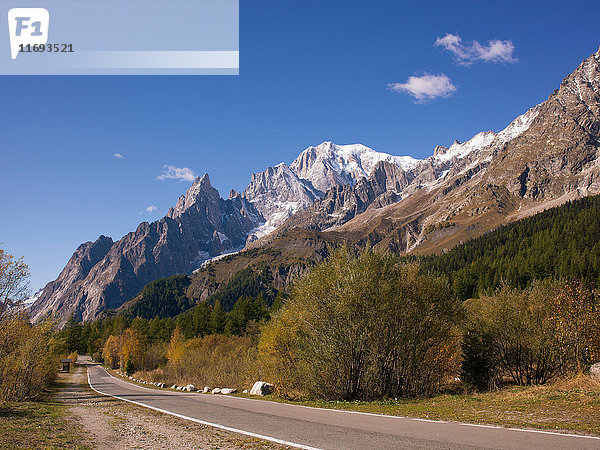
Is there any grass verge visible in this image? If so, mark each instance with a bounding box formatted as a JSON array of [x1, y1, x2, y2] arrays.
[[236, 375, 600, 436]]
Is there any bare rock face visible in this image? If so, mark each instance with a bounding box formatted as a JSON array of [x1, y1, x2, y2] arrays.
[[280, 161, 415, 232], [242, 163, 319, 240], [30, 174, 261, 324], [491, 50, 600, 200]]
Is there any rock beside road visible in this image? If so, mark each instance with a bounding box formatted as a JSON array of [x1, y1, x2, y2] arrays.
[[220, 388, 237, 395], [250, 381, 274, 396], [590, 363, 600, 381]]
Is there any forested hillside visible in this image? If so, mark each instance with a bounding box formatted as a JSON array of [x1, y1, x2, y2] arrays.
[[421, 195, 600, 299], [122, 275, 193, 319]]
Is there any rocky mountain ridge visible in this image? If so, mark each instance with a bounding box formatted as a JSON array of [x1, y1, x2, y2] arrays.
[[325, 49, 600, 254], [29, 174, 260, 323]]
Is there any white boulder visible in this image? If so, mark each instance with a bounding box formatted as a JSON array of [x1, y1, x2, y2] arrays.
[[590, 362, 600, 381], [250, 381, 274, 396], [212, 388, 222, 394], [203, 386, 210, 393], [220, 388, 237, 395]]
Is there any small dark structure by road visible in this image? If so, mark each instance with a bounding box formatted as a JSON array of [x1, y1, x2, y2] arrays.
[[60, 359, 72, 372]]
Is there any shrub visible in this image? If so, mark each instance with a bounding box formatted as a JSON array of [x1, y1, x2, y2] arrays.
[[67, 351, 78, 363], [0, 314, 58, 401], [549, 280, 600, 372], [468, 282, 561, 386], [142, 342, 168, 371], [92, 351, 103, 363], [467, 280, 600, 386], [259, 247, 463, 400], [125, 359, 135, 376], [149, 332, 259, 389], [460, 326, 498, 391]]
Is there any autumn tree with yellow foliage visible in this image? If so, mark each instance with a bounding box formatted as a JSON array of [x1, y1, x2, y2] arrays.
[[102, 335, 120, 369], [0, 247, 30, 320], [102, 328, 145, 372], [0, 246, 58, 401]]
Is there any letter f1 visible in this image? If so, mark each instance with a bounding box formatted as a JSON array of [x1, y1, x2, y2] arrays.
[[8, 8, 49, 60]]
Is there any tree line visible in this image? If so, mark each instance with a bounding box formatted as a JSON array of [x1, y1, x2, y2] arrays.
[[420, 195, 600, 299]]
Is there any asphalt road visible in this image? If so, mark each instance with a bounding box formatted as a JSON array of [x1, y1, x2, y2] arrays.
[[82, 357, 600, 449]]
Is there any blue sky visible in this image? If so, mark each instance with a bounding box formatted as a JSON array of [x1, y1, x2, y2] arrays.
[[1, 0, 599, 292]]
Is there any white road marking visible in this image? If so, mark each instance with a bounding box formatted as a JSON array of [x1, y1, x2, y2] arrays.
[[93, 364, 600, 443], [86, 366, 320, 450]]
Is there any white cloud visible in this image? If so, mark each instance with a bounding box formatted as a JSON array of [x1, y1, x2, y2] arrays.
[[114, 153, 124, 159], [157, 165, 197, 182], [434, 33, 516, 65], [388, 73, 457, 103], [145, 205, 157, 213]]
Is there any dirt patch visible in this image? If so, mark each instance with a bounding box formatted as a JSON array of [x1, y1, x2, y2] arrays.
[[58, 365, 284, 449]]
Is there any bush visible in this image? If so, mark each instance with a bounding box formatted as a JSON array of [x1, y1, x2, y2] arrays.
[[92, 351, 103, 363], [460, 327, 498, 391], [141, 342, 168, 371], [549, 280, 600, 372], [67, 351, 78, 363], [125, 359, 135, 376], [467, 281, 563, 386], [258, 305, 306, 398], [259, 247, 463, 400], [0, 314, 58, 401], [464, 280, 600, 387]]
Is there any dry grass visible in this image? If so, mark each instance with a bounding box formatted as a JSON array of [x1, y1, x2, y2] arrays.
[[0, 384, 89, 449]]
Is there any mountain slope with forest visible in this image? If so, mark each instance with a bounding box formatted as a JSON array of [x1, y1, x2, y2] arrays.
[[420, 194, 600, 299]]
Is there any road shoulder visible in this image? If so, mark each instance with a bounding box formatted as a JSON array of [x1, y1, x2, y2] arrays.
[[63, 363, 286, 449]]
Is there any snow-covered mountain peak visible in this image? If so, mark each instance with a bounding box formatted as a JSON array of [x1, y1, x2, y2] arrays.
[[290, 141, 419, 193], [434, 131, 496, 163], [431, 106, 539, 166], [495, 106, 540, 144], [242, 162, 320, 240]]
